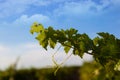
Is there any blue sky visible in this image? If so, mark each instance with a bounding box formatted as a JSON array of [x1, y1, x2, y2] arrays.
[[0, 0, 120, 69]]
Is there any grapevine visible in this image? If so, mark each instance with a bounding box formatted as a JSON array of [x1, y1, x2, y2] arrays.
[[30, 22, 120, 74]]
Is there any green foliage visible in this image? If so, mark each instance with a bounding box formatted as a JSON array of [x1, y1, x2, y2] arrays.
[[30, 23, 120, 77], [80, 61, 120, 80], [0, 67, 80, 80], [93, 32, 120, 71], [30, 23, 94, 57], [114, 60, 120, 71]]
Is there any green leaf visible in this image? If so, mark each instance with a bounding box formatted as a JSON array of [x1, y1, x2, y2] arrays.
[[30, 22, 44, 34], [80, 41, 85, 51], [36, 32, 46, 41], [36, 32, 48, 50], [64, 42, 71, 53], [73, 49, 79, 55], [40, 40, 48, 50], [93, 37, 100, 46], [49, 38, 56, 49], [65, 28, 78, 38]]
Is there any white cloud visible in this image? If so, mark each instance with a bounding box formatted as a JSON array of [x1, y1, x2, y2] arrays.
[[0, 0, 75, 18], [0, 0, 53, 18], [53, 0, 118, 17], [0, 0, 27, 18], [83, 53, 94, 62], [13, 14, 51, 26], [0, 14, 51, 28], [0, 56, 16, 70], [0, 14, 52, 49], [0, 45, 9, 53], [54, 1, 94, 16], [0, 45, 17, 70], [0, 0, 119, 19], [0, 43, 85, 70]]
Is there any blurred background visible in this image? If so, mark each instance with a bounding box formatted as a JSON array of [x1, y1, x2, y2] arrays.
[[0, 0, 120, 80]]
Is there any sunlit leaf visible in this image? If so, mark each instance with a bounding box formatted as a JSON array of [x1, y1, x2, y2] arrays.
[[64, 42, 71, 53], [30, 22, 44, 34], [49, 38, 56, 49]]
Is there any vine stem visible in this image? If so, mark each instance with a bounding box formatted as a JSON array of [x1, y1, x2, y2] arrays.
[[52, 45, 62, 67], [51, 45, 73, 75], [54, 52, 73, 75]]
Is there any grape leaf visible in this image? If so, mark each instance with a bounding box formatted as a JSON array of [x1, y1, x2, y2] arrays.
[[30, 22, 44, 34], [64, 42, 71, 53]]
